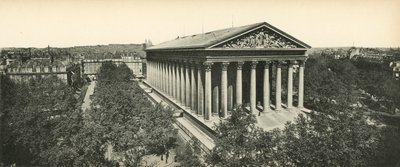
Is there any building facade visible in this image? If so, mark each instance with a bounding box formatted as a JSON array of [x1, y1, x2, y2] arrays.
[[146, 22, 311, 121], [82, 54, 143, 78], [6, 59, 71, 83], [390, 61, 400, 80]]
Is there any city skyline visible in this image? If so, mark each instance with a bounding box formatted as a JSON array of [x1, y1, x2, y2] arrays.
[[0, 0, 399, 48]]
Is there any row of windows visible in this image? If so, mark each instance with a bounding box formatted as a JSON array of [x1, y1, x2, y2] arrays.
[[8, 67, 66, 73], [7, 74, 68, 82], [83, 62, 143, 74]]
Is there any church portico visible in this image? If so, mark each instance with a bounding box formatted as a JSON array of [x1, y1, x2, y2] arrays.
[[145, 22, 311, 128]]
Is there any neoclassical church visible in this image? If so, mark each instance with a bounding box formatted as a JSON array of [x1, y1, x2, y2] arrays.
[[145, 22, 311, 127]]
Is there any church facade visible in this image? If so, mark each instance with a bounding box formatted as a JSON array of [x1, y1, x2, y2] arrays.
[[145, 22, 311, 121]]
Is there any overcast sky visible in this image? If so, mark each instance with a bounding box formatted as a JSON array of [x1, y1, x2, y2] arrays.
[[0, 0, 399, 48]]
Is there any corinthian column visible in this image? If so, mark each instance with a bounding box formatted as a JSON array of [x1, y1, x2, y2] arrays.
[[250, 61, 258, 113], [185, 63, 191, 108], [191, 64, 197, 112], [180, 62, 185, 105], [172, 62, 176, 99], [197, 63, 204, 116], [275, 61, 282, 111], [221, 62, 229, 118], [236, 62, 244, 106], [298, 60, 305, 108], [156, 61, 159, 89], [263, 61, 271, 112], [161, 62, 164, 92], [168, 62, 172, 96], [287, 61, 294, 109], [204, 62, 213, 121], [176, 63, 181, 104]]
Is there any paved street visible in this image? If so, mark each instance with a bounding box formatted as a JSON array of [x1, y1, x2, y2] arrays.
[[82, 81, 96, 112]]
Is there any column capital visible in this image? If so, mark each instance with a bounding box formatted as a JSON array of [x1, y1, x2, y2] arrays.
[[299, 60, 306, 67], [189, 61, 197, 69], [185, 62, 191, 68], [236, 61, 244, 70], [203, 62, 213, 71], [287, 60, 297, 65], [221, 62, 229, 71], [275, 61, 284, 68], [250, 61, 258, 69], [197, 62, 203, 70], [264, 61, 271, 68]]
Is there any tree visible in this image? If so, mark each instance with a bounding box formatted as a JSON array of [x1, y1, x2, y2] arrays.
[[1, 76, 78, 166], [207, 106, 269, 166], [207, 102, 381, 166], [142, 104, 178, 157], [176, 138, 205, 167], [79, 61, 177, 166], [304, 56, 359, 108], [276, 101, 379, 166]]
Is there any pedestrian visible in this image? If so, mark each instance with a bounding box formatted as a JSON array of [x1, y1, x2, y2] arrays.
[[165, 150, 169, 163]]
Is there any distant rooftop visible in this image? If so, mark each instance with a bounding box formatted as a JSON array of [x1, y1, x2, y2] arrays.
[[8, 58, 66, 68]]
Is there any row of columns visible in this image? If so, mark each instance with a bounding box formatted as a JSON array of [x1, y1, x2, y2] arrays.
[[147, 60, 305, 121]]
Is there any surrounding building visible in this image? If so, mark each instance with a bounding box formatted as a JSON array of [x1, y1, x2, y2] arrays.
[[1, 46, 82, 85], [390, 61, 400, 80], [82, 52, 143, 78], [122, 53, 144, 78], [0, 58, 6, 74], [5, 58, 78, 84], [145, 22, 311, 126]]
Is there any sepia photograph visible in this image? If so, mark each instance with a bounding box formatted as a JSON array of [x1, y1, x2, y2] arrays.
[[0, 0, 399, 166]]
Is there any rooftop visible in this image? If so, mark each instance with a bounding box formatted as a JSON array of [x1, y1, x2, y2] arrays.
[[147, 22, 311, 51], [8, 58, 67, 68]]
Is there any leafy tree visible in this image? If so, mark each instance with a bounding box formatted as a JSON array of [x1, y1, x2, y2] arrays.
[[207, 102, 381, 167], [142, 105, 178, 156], [304, 56, 357, 108], [80, 61, 177, 166], [207, 106, 269, 166], [1, 76, 34, 165], [1, 76, 78, 166], [176, 138, 205, 167], [277, 101, 379, 166]]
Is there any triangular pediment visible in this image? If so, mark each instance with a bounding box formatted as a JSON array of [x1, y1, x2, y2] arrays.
[[210, 25, 307, 49]]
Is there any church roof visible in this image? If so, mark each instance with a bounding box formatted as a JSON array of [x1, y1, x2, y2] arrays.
[[147, 22, 311, 51]]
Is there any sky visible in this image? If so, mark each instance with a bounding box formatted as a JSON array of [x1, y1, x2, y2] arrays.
[[0, 0, 399, 48]]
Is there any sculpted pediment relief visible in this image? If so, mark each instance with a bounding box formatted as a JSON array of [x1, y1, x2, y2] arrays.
[[215, 27, 302, 49]]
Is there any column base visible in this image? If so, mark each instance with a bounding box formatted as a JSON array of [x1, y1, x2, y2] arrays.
[[219, 116, 228, 120], [221, 114, 228, 119], [262, 108, 271, 113], [300, 107, 312, 113]]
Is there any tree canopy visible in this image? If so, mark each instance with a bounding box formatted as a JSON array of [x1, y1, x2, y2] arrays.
[[76, 61, 177, 166], [207, 54, 400, 166], [1, 62, 177, 166]]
